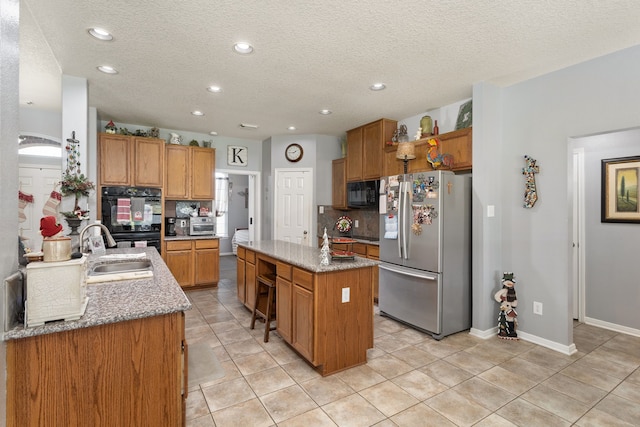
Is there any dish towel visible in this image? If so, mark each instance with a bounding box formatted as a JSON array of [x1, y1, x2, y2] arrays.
[[131, 197, 145, 221], [384, 215, 398, 239], [117, 198, 130, 223]]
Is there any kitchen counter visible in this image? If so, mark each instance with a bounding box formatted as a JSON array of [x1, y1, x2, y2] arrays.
[[4, 247, 191, 340], [239, 240, 378, 273], [164, 235, 218, 241]]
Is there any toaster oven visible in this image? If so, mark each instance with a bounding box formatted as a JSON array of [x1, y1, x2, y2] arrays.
[[189, 216, 215, 236]]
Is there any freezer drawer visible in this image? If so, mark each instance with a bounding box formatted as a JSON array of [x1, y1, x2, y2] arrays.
[[378, 263, 441, 335]]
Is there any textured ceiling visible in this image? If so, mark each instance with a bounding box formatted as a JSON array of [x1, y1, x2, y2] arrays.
[[19, 0, 640, 140]]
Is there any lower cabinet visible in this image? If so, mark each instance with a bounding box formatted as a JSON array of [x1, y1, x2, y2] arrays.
[[165, 239, 219, 289], [291, 268, 314, 361], [7, 312, 187, 426]]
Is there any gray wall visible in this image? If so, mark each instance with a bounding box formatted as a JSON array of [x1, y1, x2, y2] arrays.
[[471, 44, 640, 347], [572, 128, 640, 329], [222, 174, 249, 254]]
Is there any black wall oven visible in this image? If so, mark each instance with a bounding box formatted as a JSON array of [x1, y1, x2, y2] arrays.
[[101, 186, 162, 254]]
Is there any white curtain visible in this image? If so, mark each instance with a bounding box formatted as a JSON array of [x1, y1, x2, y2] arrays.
[[215, 176, 229, 216]]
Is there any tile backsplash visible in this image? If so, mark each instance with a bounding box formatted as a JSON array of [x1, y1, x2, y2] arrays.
[[317, 206, 379, 241]]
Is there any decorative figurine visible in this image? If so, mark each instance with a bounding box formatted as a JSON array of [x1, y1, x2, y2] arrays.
[[420, 115, 433, 137], [426, 138, 454, 169], [149, 127, 160, 138], [169, 132, 183, 145], [523, 155, 540, 208], [320, 227, 330, 266], [105, 120, 116, 134], [415, 127, 423, 141], [494, 272, 519, 340]]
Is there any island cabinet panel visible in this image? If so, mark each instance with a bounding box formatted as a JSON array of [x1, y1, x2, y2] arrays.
[[292, 282, 314, 362], [7, 312, 185, 426], [244, 251, 257, 310], [276, 261, 293, 343], [237, 247, 246, 304]]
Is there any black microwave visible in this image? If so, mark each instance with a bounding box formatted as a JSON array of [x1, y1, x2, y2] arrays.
[[347, 180, 380, 209]]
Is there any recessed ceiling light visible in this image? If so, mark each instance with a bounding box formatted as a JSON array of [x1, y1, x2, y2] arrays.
[[88, 27, 113, 41], [207, 85, 222, 93], [209, 131, 218, 136], [233, 42, 254, 54], [191, 110, 204, 116], [319, 109, 332, 115], [97, 65, 118, 74], [370, 83, 386, 91], [287, 126, 296, 131]]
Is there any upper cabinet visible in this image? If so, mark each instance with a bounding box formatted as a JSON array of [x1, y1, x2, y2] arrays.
[[346, 118, 397, 182], [98, 133, 164, 187], [165, 145, 216, 200], [331, 158, 347, 209], [383, 127, 472, 176]]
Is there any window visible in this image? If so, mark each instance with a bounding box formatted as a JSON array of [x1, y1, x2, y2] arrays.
[[215, 173, 229, 237], [18, 135, 62, 157]]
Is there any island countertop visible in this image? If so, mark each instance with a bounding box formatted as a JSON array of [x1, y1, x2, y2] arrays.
[[4, 247, 191, 340], [238, 240, 378, 273]]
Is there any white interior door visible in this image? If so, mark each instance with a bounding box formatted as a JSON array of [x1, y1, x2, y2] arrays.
[[19, 164, 62, 252], [274, 168, 313, 246]]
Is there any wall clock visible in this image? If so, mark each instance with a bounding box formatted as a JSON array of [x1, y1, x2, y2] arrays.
[[285, 143, 303, 162], [227, 145, 248, 166]]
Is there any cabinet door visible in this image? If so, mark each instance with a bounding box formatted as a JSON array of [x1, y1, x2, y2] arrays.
[[194, 248, 218, 285], [166, 250, 193, 288], [331, 158, 347, 209], [346, 127, 363, 182], [237, 258, 246, 304], [292, 285, 314, 361], [165, 145, 190, 199], [362, 121, 382, 180], [99, 134, 132, 186], [439, 128, 472, 171], [190, 148, 215, 200], [245, 261, 256, 310], [134, 137, 164, 187], [276, 276, 292, 343]]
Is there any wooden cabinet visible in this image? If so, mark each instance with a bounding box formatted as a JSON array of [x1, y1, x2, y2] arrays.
[[240, 249, 257, 310], [291, 268, 314, 361], [165, 145, 216, 200], [98, 133, 164, 187], [383, 127, 472, 176], [346, 118, 397, 182], [165, 239, 219, 289], [332, 158, 347, 209], [275, 262, 292, 343], [7, 312, 186, 426], [237, 247, 246, 304], [367, 245, 380, 302]]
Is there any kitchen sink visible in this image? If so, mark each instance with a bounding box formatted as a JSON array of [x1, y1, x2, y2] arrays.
[[91, 260, 152, 275], [87, 260, 153, 284]]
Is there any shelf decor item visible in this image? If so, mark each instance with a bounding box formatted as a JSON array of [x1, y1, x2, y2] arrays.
[[455, 100, 473, 130], [601, 156, 640, 223], [60, 131, 94, 220], [396, 141, 416, 174]]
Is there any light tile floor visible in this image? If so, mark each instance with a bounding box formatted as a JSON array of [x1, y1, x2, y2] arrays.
[[185, 255, 640, 426]]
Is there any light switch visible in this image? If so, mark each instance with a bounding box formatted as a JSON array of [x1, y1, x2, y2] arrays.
[[342, 287, 350, 303], [354, 220, 359, 228], [487, 205, 495, 217], [319, 206, 324, 214]]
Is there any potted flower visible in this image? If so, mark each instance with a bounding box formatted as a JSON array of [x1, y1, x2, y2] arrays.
[[60, 172, 95, 220]]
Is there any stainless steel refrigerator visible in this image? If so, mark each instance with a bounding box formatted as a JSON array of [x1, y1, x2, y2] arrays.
[[378, 170, 471, 339]]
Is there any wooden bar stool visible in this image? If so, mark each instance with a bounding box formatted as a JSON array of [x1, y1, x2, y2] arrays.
[[250, 273, 277, 342]]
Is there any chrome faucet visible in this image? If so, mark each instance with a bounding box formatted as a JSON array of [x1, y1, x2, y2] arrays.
[[78, 223, 117, 253]]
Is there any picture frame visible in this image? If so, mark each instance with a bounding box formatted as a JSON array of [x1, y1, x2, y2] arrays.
[[601, 156, 640, 223], [89, 236, 106, 255]]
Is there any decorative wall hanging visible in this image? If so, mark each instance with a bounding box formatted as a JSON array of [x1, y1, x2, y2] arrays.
[[601, 156, 640, 223], [426, 138, 453, 169], [455, 100, 473, 130], [18, 190, 34, 223], [494, 272, 519, 340], [522, 155, 539, 208]]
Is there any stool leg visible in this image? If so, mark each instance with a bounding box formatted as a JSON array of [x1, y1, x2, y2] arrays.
[[263, 286, 274, 342]]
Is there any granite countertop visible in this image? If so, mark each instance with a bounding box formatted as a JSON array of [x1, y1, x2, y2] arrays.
[[164, 235, 219, 241], [239, 240, 378, 273], [4, 247, 191, 340]]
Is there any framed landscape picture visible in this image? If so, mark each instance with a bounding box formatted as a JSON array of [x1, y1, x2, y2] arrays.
[[601, 156, 640, 223]]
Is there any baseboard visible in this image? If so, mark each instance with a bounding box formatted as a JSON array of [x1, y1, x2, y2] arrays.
[[220, 252, 235, 257], [469, 326, 577, 355], [584, 317, 640, 338]]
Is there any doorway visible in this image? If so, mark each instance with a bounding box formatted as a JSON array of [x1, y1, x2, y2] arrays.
[[273, 168, 313, 246], [571, 147, 585, 322]]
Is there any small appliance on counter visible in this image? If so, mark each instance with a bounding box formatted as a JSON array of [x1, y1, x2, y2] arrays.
[[175, 218, 189, 236], [190, 216, 215, 236], [165, 217, 177, 236]]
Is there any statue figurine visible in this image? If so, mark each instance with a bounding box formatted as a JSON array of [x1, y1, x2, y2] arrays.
[[494, 272, 519, 340]]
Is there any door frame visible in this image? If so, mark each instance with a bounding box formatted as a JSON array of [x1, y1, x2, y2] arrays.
[[216, 168, 261, 244], [570, 147, 586, 322], [273, 167, 314, 246]]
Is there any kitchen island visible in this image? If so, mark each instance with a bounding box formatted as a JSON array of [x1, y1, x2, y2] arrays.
[[237, 240, 378, 376], [5, 248, 191, 426]]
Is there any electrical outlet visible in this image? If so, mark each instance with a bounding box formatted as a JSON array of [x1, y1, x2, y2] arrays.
[[342, 287, 350, 303], [354, 220, 359, 228], [319, 206, 324, 214], [533, 301, 543, 315]]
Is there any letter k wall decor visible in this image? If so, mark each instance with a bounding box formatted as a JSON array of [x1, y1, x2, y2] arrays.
[[227, 145, 248, 167]]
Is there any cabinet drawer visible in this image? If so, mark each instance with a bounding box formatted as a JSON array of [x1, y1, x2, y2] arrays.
[[195, 239, 218, 249], [166, 240, 192, 251], [277, 262, 292, 281], [367, 244, 379, 259], [293, 268, 314, 291], [246, 250, 256, 264], [352, 242, 367, 256], [237, 246, 245, 259]]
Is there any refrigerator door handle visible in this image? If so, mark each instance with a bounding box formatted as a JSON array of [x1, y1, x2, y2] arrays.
[[379, 263, 438, 281], [397, 181, 404, 258], [402, 181, 410, 259]]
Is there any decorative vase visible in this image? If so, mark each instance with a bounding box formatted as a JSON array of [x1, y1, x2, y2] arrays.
[[64, 217, 84, 235], [420, 116, 433, 137]]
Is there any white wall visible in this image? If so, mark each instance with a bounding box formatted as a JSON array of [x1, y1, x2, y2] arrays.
[[472, 44, 640, 348], [19, 107, 61, 138]]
